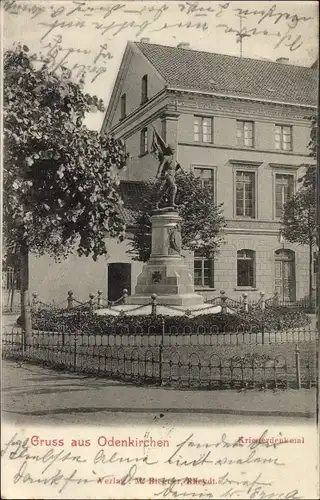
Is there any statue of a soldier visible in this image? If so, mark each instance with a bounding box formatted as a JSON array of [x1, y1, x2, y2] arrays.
[[155, 144, 181, 209]]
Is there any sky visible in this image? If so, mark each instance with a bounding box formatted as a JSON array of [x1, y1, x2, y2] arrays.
[[3, 0, 318, 130]]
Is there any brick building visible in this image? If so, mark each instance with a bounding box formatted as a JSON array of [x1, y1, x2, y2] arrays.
[[19, 41, 316, 307]]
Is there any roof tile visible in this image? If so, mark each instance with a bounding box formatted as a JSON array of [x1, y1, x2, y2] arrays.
[[135, 42, 317, 106]]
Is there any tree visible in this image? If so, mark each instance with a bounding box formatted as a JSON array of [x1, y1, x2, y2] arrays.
[[3, 44, 128, 334], [129, 171, 226, 261], [281, 116, 317, 307]]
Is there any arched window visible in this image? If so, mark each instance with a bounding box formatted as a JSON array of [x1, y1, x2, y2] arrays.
[[237, 249, 255, 287], [141, 75, 148, 104]]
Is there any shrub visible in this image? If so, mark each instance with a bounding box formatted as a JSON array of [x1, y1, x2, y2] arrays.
[[32, 305, 311, 334]]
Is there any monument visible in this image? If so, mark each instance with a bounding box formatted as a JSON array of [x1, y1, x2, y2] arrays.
[[125, 144, 204, 306]]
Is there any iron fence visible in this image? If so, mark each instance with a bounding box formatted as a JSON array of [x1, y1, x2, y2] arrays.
[[2, 327, 317, 390]]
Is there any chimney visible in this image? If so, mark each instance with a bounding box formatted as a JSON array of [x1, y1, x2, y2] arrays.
[[177, 42, 190, 49], [276, 57, 289, 64], [140, 38, 150, 43]]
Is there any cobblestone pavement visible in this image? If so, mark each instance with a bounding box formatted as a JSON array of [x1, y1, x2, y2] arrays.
[[2, 359, 316, 427]]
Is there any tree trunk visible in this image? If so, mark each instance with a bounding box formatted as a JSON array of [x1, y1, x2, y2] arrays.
[[20, 243, 32, 342], [308, 241, 313, 310]]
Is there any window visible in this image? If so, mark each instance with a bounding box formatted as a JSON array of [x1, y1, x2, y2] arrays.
[[2, 267, 20, 290], [313, 252, 318, 286], [194, 167, 214, 194], [140, 128, 148, 155], [236, 120, 254, 147], [275, 125, 292, 151], [141, 75, 148, 104], [161, 119, 166, 143], [275, 174, 294, 217], [120, 93, 126, 119], [194, 251, 214, 287], [194, 116, 213, 143], [236, 171, 255, 218], [237, 250, 255, 287]]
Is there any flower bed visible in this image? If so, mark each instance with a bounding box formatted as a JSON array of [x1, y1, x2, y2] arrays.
[[32, 305, 311, 334]]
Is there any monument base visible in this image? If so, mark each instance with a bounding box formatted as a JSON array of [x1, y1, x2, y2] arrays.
[[125, 293, 204, 306], [126, 209, 204, 308]]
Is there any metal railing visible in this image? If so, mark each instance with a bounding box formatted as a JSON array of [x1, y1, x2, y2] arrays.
[[2, 326, 317, 390]]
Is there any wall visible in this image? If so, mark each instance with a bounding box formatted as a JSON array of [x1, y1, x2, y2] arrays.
[[212, 232, 309, 301], [177, 107, 311, 221], [29, 238, 143, 305], [110, 44, 165, 128]]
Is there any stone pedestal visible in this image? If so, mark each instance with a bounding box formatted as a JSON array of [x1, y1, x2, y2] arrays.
[[126, 209, 204, 306]]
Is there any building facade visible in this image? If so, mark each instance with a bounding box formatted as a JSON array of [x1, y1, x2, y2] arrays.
[[101, 41, 317, 303], [21, 41, 316, 306]]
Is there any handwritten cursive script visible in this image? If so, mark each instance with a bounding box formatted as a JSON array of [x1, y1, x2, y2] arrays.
[[1, 428, 310, 497]]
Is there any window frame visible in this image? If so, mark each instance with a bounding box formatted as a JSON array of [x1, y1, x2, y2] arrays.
[[193, 165, 216, 201], [235, 169, 256, 219], [275, 124, 293, 151], [275, 173, 294, 218], [120, 93, 126, 120], [2, 266, 20, 291], [194, 251, 215, 288], [236, 120, 254, 148], [313, 251, 318, 287], [270, 165, 298, 220], [141, 74, 148, 104], [237, 249, 256, 288], [193, 115, 213, 144], [140, 127, 148, 156]]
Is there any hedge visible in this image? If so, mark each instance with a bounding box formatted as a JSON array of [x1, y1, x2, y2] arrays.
[[32, 305, 311, 334]]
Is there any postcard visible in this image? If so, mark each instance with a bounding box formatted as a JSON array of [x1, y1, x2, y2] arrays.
[[1, 0, 319, 498]]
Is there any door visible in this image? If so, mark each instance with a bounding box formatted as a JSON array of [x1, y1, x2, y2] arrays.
[[108, 263, 131, 302], [275, 250, 296, 302]]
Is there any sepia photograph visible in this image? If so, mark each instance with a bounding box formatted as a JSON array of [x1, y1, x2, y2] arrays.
[[1, 1, 319, 498]]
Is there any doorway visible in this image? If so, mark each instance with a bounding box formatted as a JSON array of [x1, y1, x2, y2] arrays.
[[108, 263, 131, 302], [275, 249, 296, 302]]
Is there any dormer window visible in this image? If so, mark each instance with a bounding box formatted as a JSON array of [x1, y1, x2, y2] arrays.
[[120, 93, 126, 119], [141, 75, 148, 104]]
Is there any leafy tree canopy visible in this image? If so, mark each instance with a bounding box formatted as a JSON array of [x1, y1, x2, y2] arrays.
[[281, 114, 317, 247], [4, 44, 128, 262], [129, 171, 226, 262]]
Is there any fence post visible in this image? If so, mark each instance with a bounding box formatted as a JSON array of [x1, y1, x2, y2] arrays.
[[31, 292, 38, 313], [67, 290, 74, 310], [89, 293, 95, 311], [260, 292, 265, 311], [151, 293, 158, 317], [73, 336, 77, 372], [122, 289, 128, 304], [242, 293, 248, 312], [97, 290, 102, 309], [157, 316, 165, 386], [220, 290, 227, 314], [295, 344, 301, 389]]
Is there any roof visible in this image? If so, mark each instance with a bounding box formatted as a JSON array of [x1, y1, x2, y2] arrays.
[[134, 42, 317, 106], [119, 181, 147, 225]]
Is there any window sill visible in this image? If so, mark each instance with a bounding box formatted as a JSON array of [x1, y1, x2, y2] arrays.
[[234, 287, 258, 291], [195, 288, 216, 292], [194, 141, 214, 146], [138, 151, 149, 158], [234, 216, 257, 220]]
